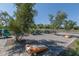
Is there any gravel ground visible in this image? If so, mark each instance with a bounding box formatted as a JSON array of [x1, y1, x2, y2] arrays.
[[0, 32, 78, 56]]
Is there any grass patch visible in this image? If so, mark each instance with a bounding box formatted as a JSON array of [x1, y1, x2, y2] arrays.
[[59, 39, 79, 56]]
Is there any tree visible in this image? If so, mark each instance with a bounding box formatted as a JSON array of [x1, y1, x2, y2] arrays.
[[74, 26, 79, 30], [49, 14, 54, 24], [9, 19, 22, 41], [0, 11, 13, 30], [0, 11, 10, 27], [54, 11, 67, 29], [37, 24, 45, 29], [49, 11, 67, 30], [64, 20, 76, 30], [9, 3, 37, 41]]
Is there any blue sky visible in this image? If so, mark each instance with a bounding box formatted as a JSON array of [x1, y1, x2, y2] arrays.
[[0, 3, 79, 25]]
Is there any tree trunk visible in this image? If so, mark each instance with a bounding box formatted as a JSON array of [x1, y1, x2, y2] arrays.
[[15, 34, 24, 42], [15, 35, 20, 42]]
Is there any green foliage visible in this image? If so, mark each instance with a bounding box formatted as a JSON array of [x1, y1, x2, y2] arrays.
[[74, 26, 79, 30], [60, 40, 79, 56], [37, 24, 45, 29], [15, 3, 36, 34], [64, 20, 76, 30], [9, 19, 22, 35], [7, 4, 37, 41], [49, 11, 67, 29], [36, 24, 52, 29], [0, 11, 12, 26], [51, 21, 61, 29], [0, 25, 3, 29], [49, 11, 77, 31], [49, 14, 54, 24], [55, 11, 67, 20], [0, 11, 14, 31]]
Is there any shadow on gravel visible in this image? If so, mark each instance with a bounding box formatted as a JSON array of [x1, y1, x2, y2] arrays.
[[7, 39, 65, 56]]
